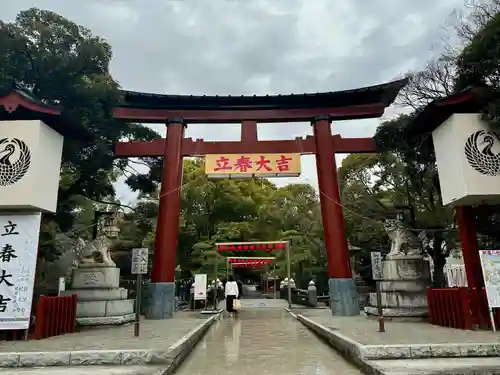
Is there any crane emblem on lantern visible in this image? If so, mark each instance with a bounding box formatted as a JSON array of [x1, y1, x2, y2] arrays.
[[464, 130, 500, 176], [0, 138, 31, 186]]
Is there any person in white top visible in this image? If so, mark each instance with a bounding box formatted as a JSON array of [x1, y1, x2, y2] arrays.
[[224, 275, 239, 313]]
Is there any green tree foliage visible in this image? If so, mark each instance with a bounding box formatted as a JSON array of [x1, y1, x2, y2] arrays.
[[117, 158, 329, 289], [366, 1, 500, 285], [0, 8, 159, 259]]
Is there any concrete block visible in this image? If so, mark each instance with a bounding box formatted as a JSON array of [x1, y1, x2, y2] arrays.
[[0, 353, 19, 367], [69, 350, 122, 366], [76, 300, 106, 318], [18, 352, 70, 367], [76, 313, 135, 326], [105, 299, 134, 316], [61, 288, 127, 301]]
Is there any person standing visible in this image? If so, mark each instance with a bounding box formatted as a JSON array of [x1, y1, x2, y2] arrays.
[[236, 279, 243, 300], [225, 275, 239, 313]]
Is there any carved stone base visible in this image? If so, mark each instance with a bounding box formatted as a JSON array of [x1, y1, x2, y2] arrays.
[[72, 266, 120, 289], [75, 299, 134, 318], [77, 313, 135, 326], [365, 255, 430, 319], [60, 288, 128, 301], [364, 307, 428, 320], [67, 266, 135, 326]]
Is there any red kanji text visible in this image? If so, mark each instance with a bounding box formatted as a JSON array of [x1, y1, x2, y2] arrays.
[[234, 156, 252, 172], [276, 155, 293, 172], [213, 156, 232, 171], [255, 155, 272, 171]]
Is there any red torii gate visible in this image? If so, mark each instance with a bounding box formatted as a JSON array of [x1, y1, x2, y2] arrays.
[[114, 78, 408, 318]]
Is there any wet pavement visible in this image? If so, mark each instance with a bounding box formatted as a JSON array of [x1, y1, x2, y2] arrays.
[[175, 299, 363, 375]]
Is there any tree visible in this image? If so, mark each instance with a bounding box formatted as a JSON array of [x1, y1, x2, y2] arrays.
[[373, 114, 457, 286], [0, 8, 159, 260]]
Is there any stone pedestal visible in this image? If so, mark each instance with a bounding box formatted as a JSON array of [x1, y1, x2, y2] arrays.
[[61, 265, 135, 326], [364, 255, 430, 319]]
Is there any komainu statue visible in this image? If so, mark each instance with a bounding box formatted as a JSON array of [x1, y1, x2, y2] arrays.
[[74, 233, 116, 267], [384, 219, 423, 258]]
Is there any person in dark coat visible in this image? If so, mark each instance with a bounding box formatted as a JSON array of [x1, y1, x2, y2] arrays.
[[236, 279, 243, 300]]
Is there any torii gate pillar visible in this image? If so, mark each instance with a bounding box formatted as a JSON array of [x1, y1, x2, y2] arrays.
[[313, 116, 359, 315], [145, 117, 185, 319]]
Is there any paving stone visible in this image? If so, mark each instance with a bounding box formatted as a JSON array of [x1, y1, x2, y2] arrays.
[[0, 354, 18, 368], [0, 366, 159, 374], [298, 309, 500, 345], [0, 312, 208, 353], [69, 350, 123, 366], [18, 352, 70, 367]]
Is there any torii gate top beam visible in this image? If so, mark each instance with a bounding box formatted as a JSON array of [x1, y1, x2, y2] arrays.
[[114, 78, 407, 124], [114, 79, 408, 158]]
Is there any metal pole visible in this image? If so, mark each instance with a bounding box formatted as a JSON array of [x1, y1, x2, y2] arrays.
[[286, 241, 292, 309], [213, 255, 218, 310], [273, 263, 276, 299], [376, 281, 385, 332], [134, 273, 142, 337]]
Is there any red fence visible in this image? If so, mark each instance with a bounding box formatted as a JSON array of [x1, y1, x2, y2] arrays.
[[427, 287, 500, 330], [34, 295, 77, 339], [0, 295, 77, 341]]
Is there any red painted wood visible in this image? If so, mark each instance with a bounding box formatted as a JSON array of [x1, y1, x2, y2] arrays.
[[0, 92, 61, 115], [313, 118, 352, 279], [241, 120, 258, 143], [115, 135, 376, 158], [152, 120, 185, 283], [113, 103, 386, 123], [455, 206, 484, 289]]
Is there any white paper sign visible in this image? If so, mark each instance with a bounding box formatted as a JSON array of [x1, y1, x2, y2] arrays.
[[131, 248, 149, 275], [0, 213, 41, 330], [479, 250, 500, 308], [58, 277, 66, 296], [194, 274, 207, 300], [371, 252, 383, 280]]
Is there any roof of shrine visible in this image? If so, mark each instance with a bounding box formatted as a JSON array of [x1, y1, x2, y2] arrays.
[[408, 85, 497, 134], [118, 78, 408, 111], [0, 84, 86, 138]]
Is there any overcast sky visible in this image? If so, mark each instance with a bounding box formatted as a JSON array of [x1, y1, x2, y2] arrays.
[[1, 0, 465, 204]]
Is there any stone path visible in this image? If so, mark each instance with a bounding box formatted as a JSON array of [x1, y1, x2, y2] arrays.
[[0, 311, 208, 352], [0, 366, 156, 374], [299, 309, 500, 345], [176, 301, 363, 375], [371, 358, 500, 375]]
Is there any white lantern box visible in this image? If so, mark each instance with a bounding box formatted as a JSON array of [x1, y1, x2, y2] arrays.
[[0, 120, 63, 213], [432, 113, 500, 206]]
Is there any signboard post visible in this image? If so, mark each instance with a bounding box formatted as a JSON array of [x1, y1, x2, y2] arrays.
[[205, 153, 301, 179], [194, 274, 207, 302], [0, 213, 41, 332], [131, 248, 148, 337], [478, 250, 500, 332], [370, 252, 385, 332]]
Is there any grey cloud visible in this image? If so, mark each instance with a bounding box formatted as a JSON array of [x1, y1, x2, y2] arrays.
[[0, 0, 466, 202]]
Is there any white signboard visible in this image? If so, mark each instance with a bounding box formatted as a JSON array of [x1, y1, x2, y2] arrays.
[[0, 213, 41, 330], [194, 274, 207, 300], [371, 252, 383, 280], [479, 250, 500, 308], [131, 248, 149, 275], [57, 277, 66, 296]]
